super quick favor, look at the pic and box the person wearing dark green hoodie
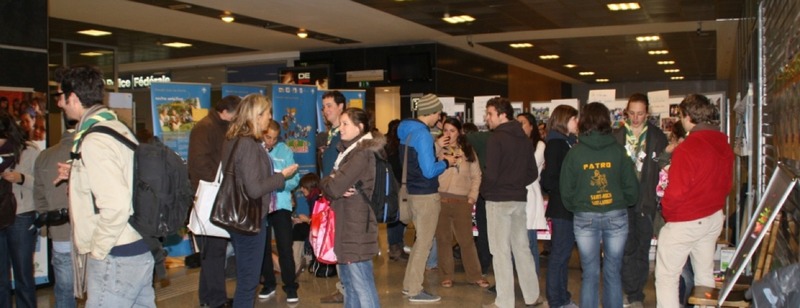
[560,102,639,308]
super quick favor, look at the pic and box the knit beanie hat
[416,94,443,116]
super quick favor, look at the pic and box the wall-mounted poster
[273,84,319,175]
[0,88,47,150]
[588,89,616,105]
[279,65,329,90]
[150,82,211,160]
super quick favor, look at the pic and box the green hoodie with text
[560,131,639,213]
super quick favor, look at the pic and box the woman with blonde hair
[222,94,298,307]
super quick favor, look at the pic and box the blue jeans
[387,221,406,246]
[0,212,37,308]
[339,260,380,308]
[546,218,575,307]
[229,217,268,308]
[86,252,156,307]
[426,238,438,269]
[52,249,77,308]
[574,209,629,308]
[527,229,540,276]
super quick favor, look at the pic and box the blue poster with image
[221,84,266,98]
[272,84,318,175]
[150,82,211,160]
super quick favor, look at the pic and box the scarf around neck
[71,107,118,157]
[624,121,648,179]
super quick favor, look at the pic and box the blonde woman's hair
[226,93,271,140]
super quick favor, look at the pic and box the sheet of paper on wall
[588,89,616,105]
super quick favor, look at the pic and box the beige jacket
[69,106,140,260]
[437,148,481,201]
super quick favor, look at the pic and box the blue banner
[272,84,318,175]
[315,89,366,133]
[221,84,266,98]
[150,82,211,160]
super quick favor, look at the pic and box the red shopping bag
[310,196,337,264]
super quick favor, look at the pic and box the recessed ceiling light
[564,64,577,68]
[442,14,475,24]
[162,42,192,48]
[220,11,235,23]
[579,71,595,76]
[671,76,684,80]
[658,61,675,65]
[539,55,559,60]
[510,43,533,48]
[664,69,680,73]
[297,29,308,38]
[78,29,112,37]
[607,3,641,11]
[596,78,609,82]
[648,50,669,55]
[636,35,660,42]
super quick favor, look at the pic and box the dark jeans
[621,209,654,302]
[262,210,298,294]
[387,221,406,246]
[546,218,575,307]
[229,217,268,308]
[197,235,229,307]
[475,194,492,273]
[0,211,37,308]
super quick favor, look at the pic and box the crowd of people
[0,64,735,308]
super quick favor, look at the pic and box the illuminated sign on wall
[106,74,172,89]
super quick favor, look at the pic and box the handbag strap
[223,138,243,174]
[402,135,411,186]
[214,163,223,183]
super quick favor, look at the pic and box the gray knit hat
[416,93,443,116]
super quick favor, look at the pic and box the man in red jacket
[654,94,734,308]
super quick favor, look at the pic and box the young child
[293,173,318,274]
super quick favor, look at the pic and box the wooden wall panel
[508,65,563,104]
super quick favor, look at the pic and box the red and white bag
[309,196,337,264]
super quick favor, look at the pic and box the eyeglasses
[51,92,65,99]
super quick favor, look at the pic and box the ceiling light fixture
[80,51,107,57]
[636,35,660,42]
[596,78,609,82]
[671,76,684,80]
[664,69,680,73]
[539,55,560,60]
[648,50,669,55]
[220,11,235,23]
[607,2,641,11]
[564,64,577,68]
[443,14,475,24]
[297,29,308,38]
[579,71,595,76]
[510,43,533,48]
[78,29,112,37]
[162,42,192,48]
[658,61,675,65]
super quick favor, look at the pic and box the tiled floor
[33,225,657,307]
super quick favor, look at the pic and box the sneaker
[408,290,441,303]
[623,297,644,308]
[286,290,299,303]
[558,301,579,308]
[401,289,409,296]
[258,286,276,299]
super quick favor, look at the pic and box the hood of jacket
[494,120,527,138]
[577,131,617,150]
[397,119,429,142]
[337,131,387,157]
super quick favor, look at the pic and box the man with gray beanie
[398,94,456,302]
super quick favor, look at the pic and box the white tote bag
[188,164,230,238]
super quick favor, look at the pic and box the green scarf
[624,120,648,179]
[71,109,118,156]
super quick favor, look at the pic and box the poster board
[150,82,212,160]
[718,164,798,305]
[273,84,318,175]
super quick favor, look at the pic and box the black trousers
[621,208,654,302]
[475,194,492,273]
[197,235,229,307]
[261,210,299,293]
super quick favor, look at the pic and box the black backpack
[75,125,193,278]
[358,153,400,224]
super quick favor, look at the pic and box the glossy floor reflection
[33,224,657,307]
